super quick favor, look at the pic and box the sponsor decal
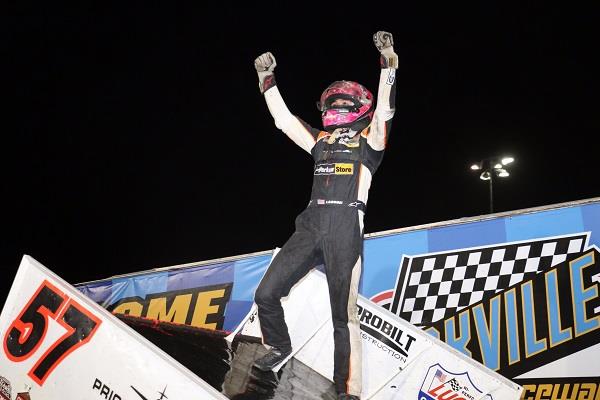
[386,69,395,85]
[131,385,169,400]
[314,163,354,175]
[314,164,334,175]
[358,304,416,360]
[418,364,492,400]
[0,376,11,400]
[334,163,353,174]
[423,247,600,378]
[108,283,232,330]
[3,280,102,386]
[313,199,349,206]
[93,378,122,400]
[516,377,600,400]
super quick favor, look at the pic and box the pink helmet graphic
[317,80,374,130]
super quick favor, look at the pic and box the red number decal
[3,281,66,361]
[3,280,102,385]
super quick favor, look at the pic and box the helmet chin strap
[325,116,371,136]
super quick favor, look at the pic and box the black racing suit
[254,64,396,397]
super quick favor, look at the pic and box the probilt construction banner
[0,255,227,400]
[233,269,523,400]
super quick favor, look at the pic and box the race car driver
[252,31,398,400]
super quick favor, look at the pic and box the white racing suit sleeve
[366,66,397,151]
[263,86,318,154]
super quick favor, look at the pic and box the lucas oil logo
[314,163,354,175]
[418,364,493,400]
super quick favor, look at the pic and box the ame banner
[76,251,272,332]
[0,255,227,400]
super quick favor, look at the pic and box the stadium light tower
[470,156,514,213]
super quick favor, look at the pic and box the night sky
[3,4,599,306]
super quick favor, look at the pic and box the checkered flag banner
[390,233,589,326]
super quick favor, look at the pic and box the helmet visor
[316,94,362,112]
